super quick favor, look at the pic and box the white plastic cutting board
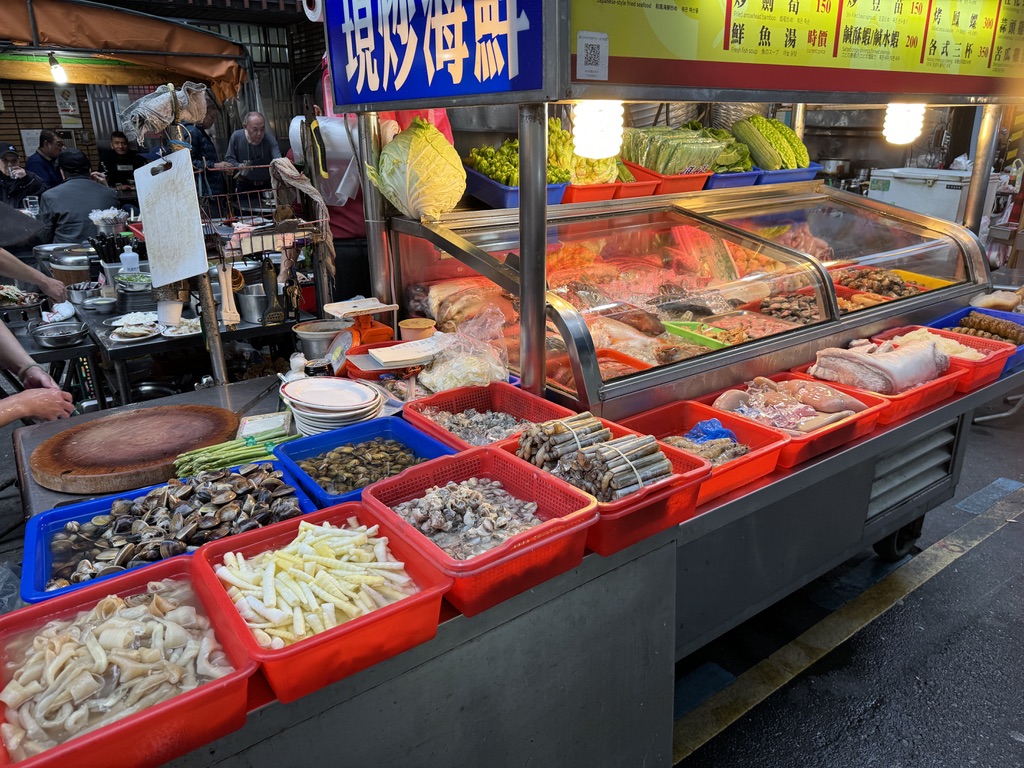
[134,149,207,287]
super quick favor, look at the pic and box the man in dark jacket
[99,131,147,188]
[184,95,230,197]
[37,149,119,243]
[24,129,64,189]
[0,143,47,209]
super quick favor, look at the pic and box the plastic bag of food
[418,306,509,392]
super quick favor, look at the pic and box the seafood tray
[561,182,618,204]
[499,417,711,556]
[621,160,712,195]
[0,557,257,768]
[703,168,763,189]
[790,363,964,425]
[361,448,598,616]
[613,179,659,198]
[22,462,317,604]
[545,348,653,392]
[464,166,568,209]
[661,321,730,350]
[702,310,802,339]
[871,325,1015,393]
[620,401,790,505]
[192,502,451,703]
[273,416,458,508]
[739,285,890,320]
[928,307,1024,373]
[403,381,574,451]
[829,265,953,295]
[697,374,890,467]
[754,161,823,185]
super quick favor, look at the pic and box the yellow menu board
[571,0,1024,95]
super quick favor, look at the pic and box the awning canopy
[0,0,249,102]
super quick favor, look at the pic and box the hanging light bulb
[571,100,624,159]
[48,53,67,85]
[883,103,926,145]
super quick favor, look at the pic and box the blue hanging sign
[324,0,544,109]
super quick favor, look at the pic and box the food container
[928,307,1024,373]
[114,271,153,292]
[100,260,150,286]
[561,182,618,203]
[0,558,257,768]
[620,160,712,194]
[661,321,730,350]
[498,417,710,555]
[292,318,352,359]
[48,250,92,286]
[697,374,891,467]
[620,400,790,505]
[399,317,437,340]
[545,348,652,392]
[82,296,118,314]
[66,281,102,304]
[464,166,568,209]
[21,461,317,604]
[613,179,659,198]
[704,168,764,189]
[235,285,277,325]
[273,416,458,507]
[755,161,823,185]
[362,448,599,616]
[403,381,575,451]
[869,325,1015,393]
[789,363,964,425]
[192,502,451,703]
[828,264,954,293]
[26,320,89,349]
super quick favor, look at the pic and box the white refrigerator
[865,167,1001,223]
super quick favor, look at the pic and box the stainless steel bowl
[82,297,117,315]
[28,320,89,349]
[67,281,103,304]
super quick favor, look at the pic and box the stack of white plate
[279,378,384,435]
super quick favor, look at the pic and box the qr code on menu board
[582,43,601,68]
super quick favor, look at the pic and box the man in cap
[37,149,118,243]
[0,143,47,209]
[24,129,64,189]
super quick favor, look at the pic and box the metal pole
[25,0,40,46]
[195,272,228,385]
[519,104,547,397]
[359,112,393,306]
[792,103,807,140]
[298,107,333,314]
[964,103,1002,235]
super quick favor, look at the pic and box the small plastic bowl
[82,297,118,314]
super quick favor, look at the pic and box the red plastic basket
[0,558,256,768]
[361,448,598,616]
[619,400,790,505]
[621,160,713,194]
[403,381,575,451]
[697,374,890,467]
[870,325,1015,393]
[790,362,964,425]
[499,417,711,556]
[613,179,659,198]
[561,182,618,203]
[192,502,451,703]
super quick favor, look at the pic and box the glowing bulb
[48,53,67,85]
[883,103,925,145]
[571,100,624,159]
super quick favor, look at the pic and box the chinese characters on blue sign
[325,0,544,108]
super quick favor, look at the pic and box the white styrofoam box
[866,167,1001,223]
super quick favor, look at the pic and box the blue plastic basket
[464,166,567,209]
[704,168,764,189]
[927,307,1024,373]
[273,416,458,509]
[755,161,823,185]
[22,461,316,604]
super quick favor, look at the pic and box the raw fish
[808,339,949,395]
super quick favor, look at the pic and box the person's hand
[40,278,68,304]
[212,161,234,170]
[10,388,74,422]
[21,366,60,391]
[90,171,108,186]
[9,167,26,180]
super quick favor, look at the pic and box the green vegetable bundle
[682,123,753,174]
[174,428,298,476]
[620,127,725,175]
[466,136,571,186]
[547,118,618,185]
[730,116,809,171]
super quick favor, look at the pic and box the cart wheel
[872,515,925,562]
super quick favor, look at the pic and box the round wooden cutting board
[30,405,240,494]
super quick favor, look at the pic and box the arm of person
[268,133,282,160]
[0,388,74,426]
[223,132,241,166]
[0,248,67,303]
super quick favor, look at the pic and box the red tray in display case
[696,374,891,467]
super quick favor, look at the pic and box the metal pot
[27,320,89,349]
[818,158,851,176]
[67,281,103,305]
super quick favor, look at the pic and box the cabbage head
[366,117,465,221]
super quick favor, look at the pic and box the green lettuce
[366,118,465,221]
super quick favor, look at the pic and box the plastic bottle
[118,244,139,274]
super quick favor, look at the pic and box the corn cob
[731,118,783,171]
[748,115,797,169]
[769,119,810,168]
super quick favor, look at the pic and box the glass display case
[390,180,987,417]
